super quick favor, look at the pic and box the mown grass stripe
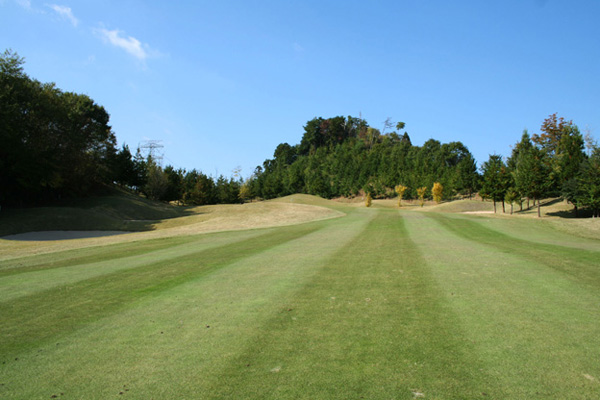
[426,213,600,288]
[203,209,501,399]
[404,211,600,398]
[0,209,371,399]
[0,235,200,276]
[0,222,323,357]
[0,229,270,303]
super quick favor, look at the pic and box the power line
[139,140,164,165]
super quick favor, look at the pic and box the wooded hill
[249,116,479,200]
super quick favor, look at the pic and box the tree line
[2,49,598,217]
[480,114,600,217]
[0,50,244,207]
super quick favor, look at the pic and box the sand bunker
[2,231,131,241]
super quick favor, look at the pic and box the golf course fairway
[1,200,599,399]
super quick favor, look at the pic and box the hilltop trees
[251,116,480,201]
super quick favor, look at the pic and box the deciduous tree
[417,186,427,207]
[432,182,443,204]
[395,184,407,207]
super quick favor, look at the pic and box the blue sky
[2,0,599,178]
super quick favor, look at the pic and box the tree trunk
[527,198,530,209]
[502,199,506,213]
[510,203,513,215]
[574,205,578,218]
[537,199,541,218]
[519,200,522,211]
[493,200,497,213]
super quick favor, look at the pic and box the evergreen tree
[481,154,510,213]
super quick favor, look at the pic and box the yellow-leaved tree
[432,182,443,204]
[395,184,408,207]
[417,186,427,207]
[365,192,372,207]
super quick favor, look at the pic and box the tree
[576,148,600,217]
[417,187,427,207]
[0,50,118,205]
[505,188,520,215]
[532,114,585,194]
[143,160,168,201]
[162,165,185,203]
[514,144,551,218]
[481,154,510,213]
[395,184,408,207]
[432,182,443,204]
[557,126,585,212]
[455,153,479,198]
[238,180,252,203]
[112,144,138,187]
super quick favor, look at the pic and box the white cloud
[48,4,78,27]
[96,28,150,61]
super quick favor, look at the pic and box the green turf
[1,205,599,399]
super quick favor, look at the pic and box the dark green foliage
[251,116,480,200]
[480,154,512,213]
[576,148,600,217]
[162,165,185,203]
[503,116,598,218]
[1,50,117,205]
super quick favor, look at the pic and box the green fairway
[1,202,599,399]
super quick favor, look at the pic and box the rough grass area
[1,197,599,399]
[425,198,494,213]
[0,194,342,261]
[0,189,192,236]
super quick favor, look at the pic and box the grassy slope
[0,193,342,261]
[0,190,191,236]
[1,198,599,399]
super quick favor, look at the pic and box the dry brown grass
[0,200,343,261]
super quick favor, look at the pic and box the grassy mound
[424,199,494,213]
[0,190,191,236]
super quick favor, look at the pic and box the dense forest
[249,116,479,200]
[1,49,599,217]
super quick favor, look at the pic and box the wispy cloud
[15,0,32,10]
[95,28,151,61]
[48,4,78,27]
